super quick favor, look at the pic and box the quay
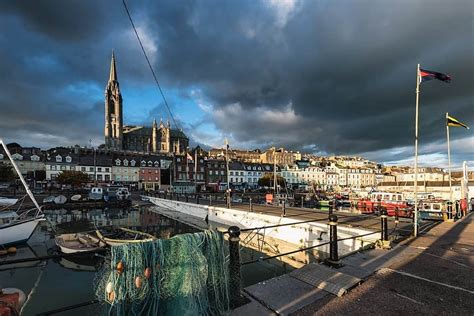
[240,213,474,315]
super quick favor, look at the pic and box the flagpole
[413,63,420,237]
[446,112,453,202]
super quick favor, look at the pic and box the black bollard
[447,201,453,221]
[228,226,243,307]
[301,196,304,209]
[282,200,286,217]
[196,194,200,204]
[326,214,341,267]
[380,209,388,241]
[186,193,189,203]
[249,198,253,212]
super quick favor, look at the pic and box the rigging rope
[121,0,180,131]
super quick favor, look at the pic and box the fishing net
[95,230,229,315]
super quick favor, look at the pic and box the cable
[121,0,180,131]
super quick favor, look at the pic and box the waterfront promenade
[232,213,473,315]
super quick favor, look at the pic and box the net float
[7,247,16,254]
[108,290,115,303]
[106,282,113,294]
[135,276,142,288]
[144,267,151,279]
[116,261,124,274]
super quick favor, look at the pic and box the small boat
[54,195,67,204]
[0,288,26,316]
[55,232,106,254]
[70,194,81,201]
[0,197,18,207]
[42,196,55,204]
[419,199,447,220]
[88,187,104,201]
[95,227,156,246]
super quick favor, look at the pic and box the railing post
[228,226,243,307]
[209,195,212,206]
[446,201,453,221]
[249,198,252,212]
[196,194,200,204]
[185,193,189,203]
[301,196,304,209]
[326,214,342,267]
[381,209,388,241]
[282,199,286,217]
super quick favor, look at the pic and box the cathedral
[104,52,188,154]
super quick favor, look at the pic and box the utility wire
[121,0,180,130]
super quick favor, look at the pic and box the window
[51,165,56,171]
[155,170,158,174]
[0,154,3,160]
[123,159,128,166]
[200,167,204,172]
[65,156,72,163]
[55,155,62,162]
[220,170,224,175]
[141,160,146,166]
[209,170,213,175]
[60,165,66,171]
[230,171,234,176]
[155,177,158,181]
[115,159,121,166]
[81,167,86,172]
[97,174,103,181]
[147,161,153,167]
[105,168,109,172]
[89,167,94,172]
[154,161,159,167]
[177,158,181,162]
[131,160,136,166]
[105,175,110,181]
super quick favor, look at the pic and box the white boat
[70,194,81,201]
[43,195,55,203]
[0,287,26,315]
[55,232,106,254]
[0,197,18,206]
[54,195,67,204]
[0,139,45,247]
[95,227,156,246]
[88,187,104,201]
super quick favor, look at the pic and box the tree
[57,170,90,187]
[258,174,286,188]
[0,163,15,182]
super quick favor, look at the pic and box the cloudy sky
[0,0,472,168]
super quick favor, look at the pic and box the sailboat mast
[0,139,42,213]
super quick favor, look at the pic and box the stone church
[104,52,188,154]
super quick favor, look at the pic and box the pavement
[232,212,474,315]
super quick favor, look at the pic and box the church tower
[104,51,123,150]
[152,118,158,152]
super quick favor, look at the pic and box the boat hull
[0,218,43,246]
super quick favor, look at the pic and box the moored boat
[357,191,412,217]
[55,232,106,254]
[54,195,67,205]
[0,288,26,316]
[419,199,447,220]
[95,227,156,246]
[0,197,18,207]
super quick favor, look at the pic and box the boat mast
[0,139,42,213]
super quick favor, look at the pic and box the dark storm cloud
[0,0,472,164]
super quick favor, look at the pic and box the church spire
[109,50,118,82]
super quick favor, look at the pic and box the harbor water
[0,205,292,315]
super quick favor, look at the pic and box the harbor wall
[146,197,378,263]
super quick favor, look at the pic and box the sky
[0,0,472,168]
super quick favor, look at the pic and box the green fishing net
[95,230,229,315]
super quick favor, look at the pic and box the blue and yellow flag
[447,115,469,129]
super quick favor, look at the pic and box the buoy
[7,247,16,254]
[106,282,113,294]
[108,291,115,303]
[135,276,142,288]
[116,261,124,275]
[144,267,151,279]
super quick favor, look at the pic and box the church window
[55,155,62,162]
[66,156,72,163]
[123,159,128,166]
[115,159,121,166]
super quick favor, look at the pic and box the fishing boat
[95,227,156,246]
[55,232,106,254]
[42,195,55,204]
[419,199,447,220]
[0,197,18,207]
[357,191,412,216]
[0,288,26,316]
[0,139,45,247]
[88,187,104,201]
[54,195,67,205]
[70,194,81,201]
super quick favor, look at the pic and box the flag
[447,115,469,129]
[419,68,451,83]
